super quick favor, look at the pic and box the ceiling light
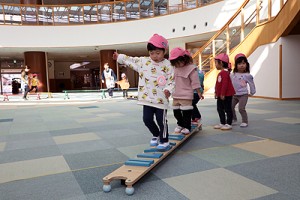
[70,62,90,69]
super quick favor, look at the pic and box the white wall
[281,35,300,98]
[248,35,300,99]
[0,0,248,48]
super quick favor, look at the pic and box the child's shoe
[174,126,183,133]
[150,137,159,146]
[240,123,248,127]
[157,142,171,152]
[181,128,190,135]
[191,118,200,124]
[214,124,225,129]
[221,124,232,130]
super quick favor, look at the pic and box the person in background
[213,53,235,130]
[20,66,30,100]
[28,74,39,93]
[191,68,205,128]
[116,73,130,98]
[102,63,117,98]
[113,33,174,151]
[231,53,256,127]
[169,47,203,135]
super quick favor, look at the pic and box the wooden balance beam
[102,123,201,195]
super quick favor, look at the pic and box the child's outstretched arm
[113,52,143,72]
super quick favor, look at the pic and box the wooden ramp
[102,124,201,195]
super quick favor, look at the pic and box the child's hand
[112,52,119,60]
[164,90,170,99]
[197,92,204,100]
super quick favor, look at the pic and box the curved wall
[0,1,245,48]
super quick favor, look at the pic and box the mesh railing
[0,0,219,25]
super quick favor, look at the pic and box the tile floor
[0,92,299,200]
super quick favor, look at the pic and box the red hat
[148,34,168,50]
[169,47,191,60]
[214,53,229,63]
[234,53,246,61]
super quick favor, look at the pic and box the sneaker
[214,124,225,129]
[191,118,200,125]
[221,124,232,130]
[150,137,159,146]
[174,126,183,133]
[157,142,171,152]
[240,123,248,127]
[181,128,190,135]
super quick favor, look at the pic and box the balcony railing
[0,0,220,25]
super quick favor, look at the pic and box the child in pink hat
[231,53,256,127]
[214,53,235,130]
[113,34,174,151]
[169,47,203,135]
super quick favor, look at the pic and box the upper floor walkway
[0,0,220,25]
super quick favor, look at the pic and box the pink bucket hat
[214,53,229,63]
[169,47,191,60]
[234,53,246,61]
[148,34,168,50]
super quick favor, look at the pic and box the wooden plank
[102,128,200,189]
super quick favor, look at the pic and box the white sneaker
[174,126,183,133]
[214,124,225,129]
[240,123,248,127]
[221,124,232,130]
[150,137,159,146]
[181,128,190,135]
[157,142,171,151]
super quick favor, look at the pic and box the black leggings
[173,109,193,131]
[28,86,38,93]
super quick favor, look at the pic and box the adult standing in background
[101,63,117,98]
[20,66,30,100]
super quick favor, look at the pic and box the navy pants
[217,96,233,125]
[23,85,29,98]
[192,93,201,120]
[107,88,113,97]
[143,105,168,143]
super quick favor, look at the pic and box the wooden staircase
[193,0,300,93]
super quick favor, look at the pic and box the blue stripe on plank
[125,160,152,167]
[137,153,163,159]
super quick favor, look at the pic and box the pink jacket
[173,64,201,100]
